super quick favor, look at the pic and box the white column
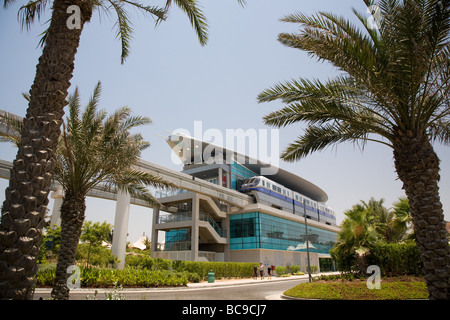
[111,190,131,270]
[218,167,222,186]
[191,194,199,261]
[150,205,160,257]
[50,186,64,228]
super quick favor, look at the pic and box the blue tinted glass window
[230,212,337,254]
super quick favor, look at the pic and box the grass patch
[283,278,428,300]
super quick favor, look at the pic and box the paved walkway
[33,272,339,300]
[186,272,331,288]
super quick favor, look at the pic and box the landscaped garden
[35,221,257,288]
[284,275,428,300]
[281,199,437,300]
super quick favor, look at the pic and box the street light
[302,200,312,283]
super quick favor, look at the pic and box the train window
[272,185,277,191]
[277,187,281,193]
[262,180,265,187]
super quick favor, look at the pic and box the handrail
[158,211,192,223]
[158,210,226,238]
[199,211,226,238]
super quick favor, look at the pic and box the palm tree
[258,0,449,299]
[390,197,413,241]
[1,83,174,299]
[0,0,245,299]
[331,201,380,273]
[331,197,412,272]
[52,83,176,299]
[363,198,397,243]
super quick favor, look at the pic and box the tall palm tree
[1,83,173,299]
[258,0,449,299]
[52,82,175,299]
[0,0,245,299]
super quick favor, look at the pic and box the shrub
[290,265,300,274]
[35,264,56,287]
[366,243,423,276]
[174,261,256,280]
[307,265,318,274]
[80,268,187,287]
[76,243,118,268]
[35,258,256,287]
[35,264,188,288]
[125,255,172,271]
[275,266,287,275]
[331,242,423,276]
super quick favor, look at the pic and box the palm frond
[173,0,208,46]
[280,122,389,162]
[160,0,208,45]
[17,0,50,30]
[0,110,23,147]
[119,114,152,132]
[260,76,395,144]
[121,0,166,21]
[116,169,176,190]
[109,0,134,64]
[3,0,16,8]
[37,20,50,47]
[120,183,161,206]
[429,119,450,145]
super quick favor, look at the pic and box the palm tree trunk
[0,0,93,300]
[393,131,450,300]
[51,192,86,300]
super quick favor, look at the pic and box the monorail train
[240,176,336,226]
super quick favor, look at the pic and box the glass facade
[230,212,337,254]
[231,162,257,190]
[165,228,191,251]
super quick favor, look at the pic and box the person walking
[253,264,258,280]
[259,263,264,280]
[267,265,272,280]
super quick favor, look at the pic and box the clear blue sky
[1,0,449,243]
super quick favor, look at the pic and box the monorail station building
[151,134,340,272]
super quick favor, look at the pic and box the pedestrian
[267,265,271,280]
[259,263,264,280]
[253,264,258,280]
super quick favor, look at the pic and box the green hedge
[366,243,423,276]
[125,255,172,270]
[81,268,187,287]
[126,255,257,280]
[331,242,423,276]
[173,261,257,280]
[35,258,257,287]
[35,264,187,288]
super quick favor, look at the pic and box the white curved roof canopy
[166,133,328,203]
